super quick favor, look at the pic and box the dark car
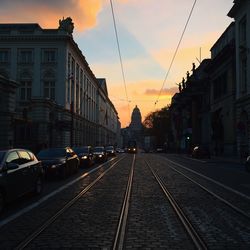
[105,146,116,157]
[127,140,137,154]
[0,148,44,213]
[93,146,107,163]
[116,148,125,153]
[73,146,94,167]
[246,156,250,172]
[191,145,210,159]
[156,146,164,153]
[37,147,79,179]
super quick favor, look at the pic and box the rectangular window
[44,81,55,100]
[42,49,57,62]
[18,49,33,63]
[20,81,32,100]
[0,49,9,63]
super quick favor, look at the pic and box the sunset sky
[0,0,234,127]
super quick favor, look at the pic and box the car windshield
[73,147,89,154]
[106,146,114,150]
[93,147,104,153]
[37,148,66,158]
[0,151,6,163]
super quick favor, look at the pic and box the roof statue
[59,17,74,35]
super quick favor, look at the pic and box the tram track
[2,153,250,249]
[1,155,128,249]
[146,160,207,250]
[119,155,200,249]
[145,154,250,249]
[164,156,250,219]
[15,158,122,249]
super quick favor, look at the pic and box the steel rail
[164,158,250,220]
[112,154,135,250]
[15,156,127,250]
[146,160,207,250]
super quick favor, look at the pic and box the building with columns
[0,18,120,151]
[228,0,250,158]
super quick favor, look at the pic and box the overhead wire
[154,0,198,108]
[109,0,130,115]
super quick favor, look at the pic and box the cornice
[0,35,70,42]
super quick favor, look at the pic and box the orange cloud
[0,0,102,31]
[144,87,178,96]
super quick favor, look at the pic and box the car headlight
[99,154,103,157]
[82,156,88,159]
[51,165,57,169]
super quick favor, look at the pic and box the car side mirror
[7,162,19,170]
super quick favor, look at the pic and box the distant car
[37,147,79,178]
[105,146,116,157]
[73,146,94,167]
[246,156,250,172]
[0,148,44,213]
[156,147,164,153]
[127,140,137,154]
[93,146,107,163]
[191,145,210,159]
[116,148,125,153]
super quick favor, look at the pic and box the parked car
[246,156,250,172]
[105,146,116,157]
[93,146,107,163]
[0,148,44,213]
[73,146,94,168]
[116,148,125,153]
[191,145,210,159]
[37,147,79,179]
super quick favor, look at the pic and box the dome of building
[130,105,142,131]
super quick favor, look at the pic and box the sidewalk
[210,155,244,164]
[180,153,245,164]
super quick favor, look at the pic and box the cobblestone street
[0,153,250,249]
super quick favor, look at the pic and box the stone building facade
[206,22,237,156]
[169,1,250,158]
[228,0,250,158]
[0,18,120,151]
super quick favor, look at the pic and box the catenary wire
[109,0,130,115]
[154,0,197,108]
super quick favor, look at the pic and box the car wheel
[34,176,43,195]
[0,190,5,214]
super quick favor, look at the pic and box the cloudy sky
[0,0,234,127]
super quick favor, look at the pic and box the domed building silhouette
[129,105,142,131]
[121,105,144,148]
